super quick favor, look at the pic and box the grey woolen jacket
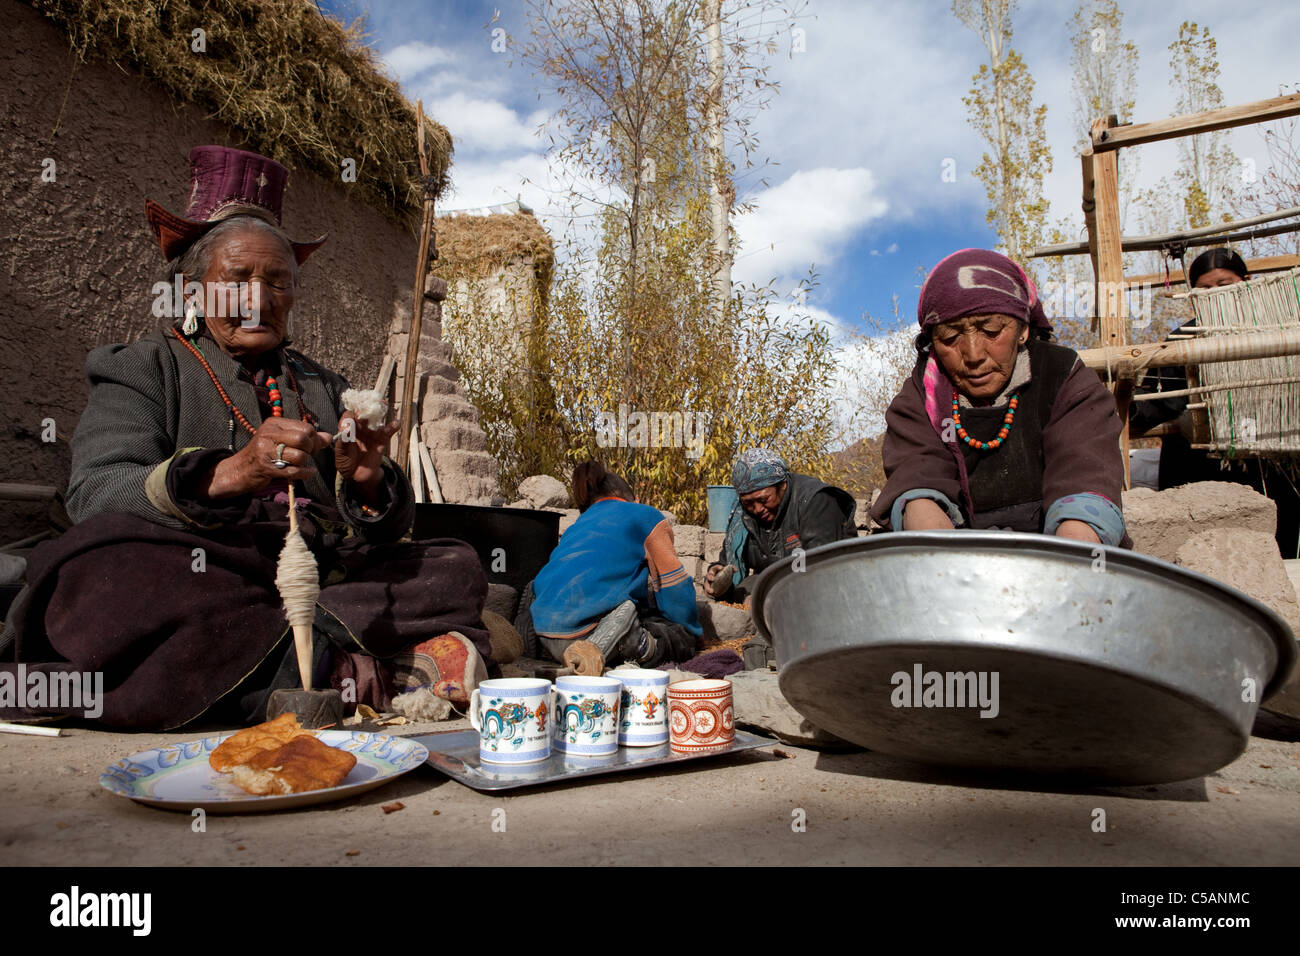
[65,329,413,542]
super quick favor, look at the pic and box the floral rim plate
[99,730,429,814]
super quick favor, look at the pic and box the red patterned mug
[667,678,735,753]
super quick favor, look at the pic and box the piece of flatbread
[228,734,358,795]
[209,713,312,773]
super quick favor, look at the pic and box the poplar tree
[1042,0,1141,348]
[1234,82,1300,257]
[439,0,841,516]
[1069,0,1139,222]
[1168,21,1238,228]
[953,0,1052,271]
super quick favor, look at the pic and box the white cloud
[426,92,548,154]
[381,42,455,80]
[740,2,987,218]
[733,167,888,285]
[886,242,899,254]
[742,0,1300,253]
[832,326,917,441]
[440,152,553,212]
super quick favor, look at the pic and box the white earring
[285,310,294,338]
[182,298,203,336]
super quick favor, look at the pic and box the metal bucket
[706,484,738,532]
[751,532,1297,785]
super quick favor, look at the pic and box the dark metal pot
[751,532,1297,785]
[412,504,560,596]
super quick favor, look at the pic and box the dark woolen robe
[871,339,1126,537]
[1,330,489,729]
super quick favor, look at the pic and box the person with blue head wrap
[705,448,857,604]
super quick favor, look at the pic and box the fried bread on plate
[228,735,358,795]
[209,713,313,773]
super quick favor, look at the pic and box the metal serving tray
[409,729,773,791]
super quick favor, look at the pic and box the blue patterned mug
[469,678,554,764]
[608,668,670,747]
[553,675,622,756]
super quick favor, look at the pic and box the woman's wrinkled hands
[333,411,400,499]
[203,418,332,499]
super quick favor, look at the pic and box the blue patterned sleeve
[1043,493,1125,547]
[890,488,964,531]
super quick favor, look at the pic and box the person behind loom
[1130,247,1300,555]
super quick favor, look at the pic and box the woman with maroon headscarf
[870,248,1128,546]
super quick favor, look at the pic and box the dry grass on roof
[434,212,556,286]
[27,0,451,229]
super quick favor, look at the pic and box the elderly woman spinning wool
[0,147,491,730]
[870,248,1128,546]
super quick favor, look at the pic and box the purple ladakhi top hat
[144,146,326,263]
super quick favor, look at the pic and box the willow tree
[954,0,1052,272]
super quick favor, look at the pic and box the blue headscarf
[731,448,789,494]
[721,449,790,588]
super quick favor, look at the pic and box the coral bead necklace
[952,393,1019,451]
[169,328,314,435]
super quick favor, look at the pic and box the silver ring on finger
[273,442,290,469]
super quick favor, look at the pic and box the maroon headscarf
[917,248,1051,333]
[914,248,1049,519]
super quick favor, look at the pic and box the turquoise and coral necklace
[951,393,1020,451]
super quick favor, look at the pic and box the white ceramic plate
[99,730,429,813]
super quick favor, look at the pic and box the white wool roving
[340,388,388,429]
[275,528,320,628]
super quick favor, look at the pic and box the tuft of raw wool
[340,388,388,429]
[390,687,455,722]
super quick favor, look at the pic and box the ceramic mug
[469,678,554,764]
[667,678,735,754]
[608,668,670,747]
[553,675,622,756]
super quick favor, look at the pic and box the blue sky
[320,0,1300,342]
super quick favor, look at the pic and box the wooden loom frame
[1031,92,1300,486]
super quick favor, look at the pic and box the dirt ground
[2,710,1298,867]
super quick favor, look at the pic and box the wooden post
[1089,116,1131,487]
[395,101,438,474]
[1090,118,1126,353]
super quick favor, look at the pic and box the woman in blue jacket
[516,461,701,670]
